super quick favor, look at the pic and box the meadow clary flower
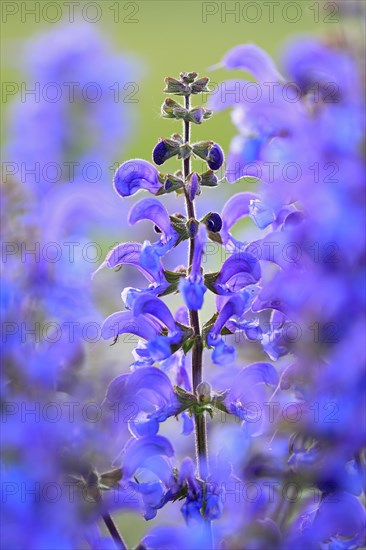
[128,197,179,273]
[205,251,261,295]
[206,294,248,365]
[178,225,207,311]
[114,159,162,197]
[104,366,180,437]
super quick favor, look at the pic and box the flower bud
[186,218,198,239]
[196,381,212,402]
[163,76,189,96]
[192,141,213,161]
[180,71,198,84]
[190,77,210,95]
[163,174,184,194]
[200,170,219,187]
[187,172,200,201]
[188,107,205,124]
[161,98,187,120]
[152,138,180,166]
[178,143,192,160]
[207,143,224,170]
[203,212,222,233]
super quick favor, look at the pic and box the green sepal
[211,390,230,414]
[159,269,186,297]
[207,230,223,245]
[163,77,190,96]
[169,214,189,243]
[99,468,123,490]
[192,403,214,417]
[178,143,192,160]
[158,172,167,184]
[174,385,196,406]
[180,72,198,84]
[158,284,180,297]
[171,133,183,144]
[161,98,187,120]
[182,337,195,354]
[203,271,220,293]
[156,174,184,195]
[171,484,189,502]
[169,323,194,355]
[192,141,212,161]
[162,137,181,152]
[164,269,186,284]
[199,170,219,187]
[203,311,218,330]
[190,77,210,95]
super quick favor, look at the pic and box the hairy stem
[102,512,128,550]
[183,93,212,547]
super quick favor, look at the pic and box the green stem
[102,512,128,550]
[182,93,213,548]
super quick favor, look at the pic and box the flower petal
[114,159,161,197]
[93,242,163,284]
[215,252,261,293]
[210,294,247,338]
[208,80,251,111]
[122,435,174,478]
[178,277,206,311]
[128,198,174,238]
[125,366,177,401]
[101,311,159,341]
[221,192,259,242]
[220,44,284,83]
[133,294,177,333]
[191,225,207,277]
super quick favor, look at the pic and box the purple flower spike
[218,43,284,83]
[113,159,161,197]
[207,143,224,171]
